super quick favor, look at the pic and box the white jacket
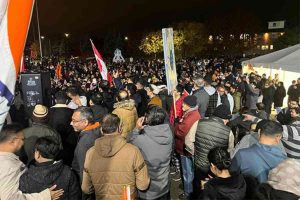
[0,152,50,200]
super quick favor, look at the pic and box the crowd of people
[1,57,300,200]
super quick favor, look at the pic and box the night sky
[31,0,299,39]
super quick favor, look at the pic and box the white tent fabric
[242,43,300,73]
[242,44,300,106]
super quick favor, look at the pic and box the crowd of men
[1,57,300,200]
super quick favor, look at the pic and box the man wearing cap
[22,105,63,164]
[194,105,232,183]
[174,96,201,199]
[145,84,163,108]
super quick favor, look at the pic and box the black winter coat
[49,106,77,166]
[287,85,298,101]
[137,88,149,117]
[273,86,286,107]
[262,87,275,114]
[19,161,81,200]
[201,173,246,200]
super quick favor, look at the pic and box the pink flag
[90,39,112,85]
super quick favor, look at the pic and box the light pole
[36,0,42,60]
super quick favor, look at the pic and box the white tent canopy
[242,43,300,73]
[242,43,300,106]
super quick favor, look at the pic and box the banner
[0,0,34,130]
[162,28,177,94]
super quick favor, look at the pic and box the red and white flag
[90,39,112,85]
[0,0,34,130]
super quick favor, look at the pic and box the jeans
[180,155,194,194]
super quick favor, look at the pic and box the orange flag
[56,63,62,80]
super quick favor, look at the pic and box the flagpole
[36,0,43,60]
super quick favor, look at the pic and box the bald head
[117,90,129,101]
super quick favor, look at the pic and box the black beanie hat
[213,105,232,119]
[183,96,197,108]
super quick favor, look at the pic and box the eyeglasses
[71,119,84,123]
[14,137,25,141]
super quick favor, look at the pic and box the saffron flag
[0,0,35,130]
[56,63,62,80]
[90,39,112,85]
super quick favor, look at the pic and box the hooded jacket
[128,124,173,199]
[19,161,80,200]
[82,134,150,200]
[112,99,138,138]
[202,173,246,200]
[230,143,287,183]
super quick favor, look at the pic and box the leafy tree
[139,30,184,58]
[174,22,207,57]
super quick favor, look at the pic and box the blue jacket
[231,143,287,183]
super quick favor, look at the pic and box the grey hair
[75,107,94,123]
[194,76,205,88]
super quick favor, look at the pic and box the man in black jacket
[89,93,108,123]
[49,91,76,166]
[19,137,81,200]
[136,79,149,117]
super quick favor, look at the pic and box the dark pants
[191,168,209,199]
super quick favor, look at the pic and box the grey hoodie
[128,124,174,200]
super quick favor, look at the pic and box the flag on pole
[0,0,35,130]
[20,55,25,73]
[90,39,112,85]
[56,63,62,80]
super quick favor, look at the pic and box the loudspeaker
[20,72,51,109]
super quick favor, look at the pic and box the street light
[41,36,45,40]
[125,36,128,40]
[65,33,70,38]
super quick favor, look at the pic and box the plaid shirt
[205,91,218,117]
